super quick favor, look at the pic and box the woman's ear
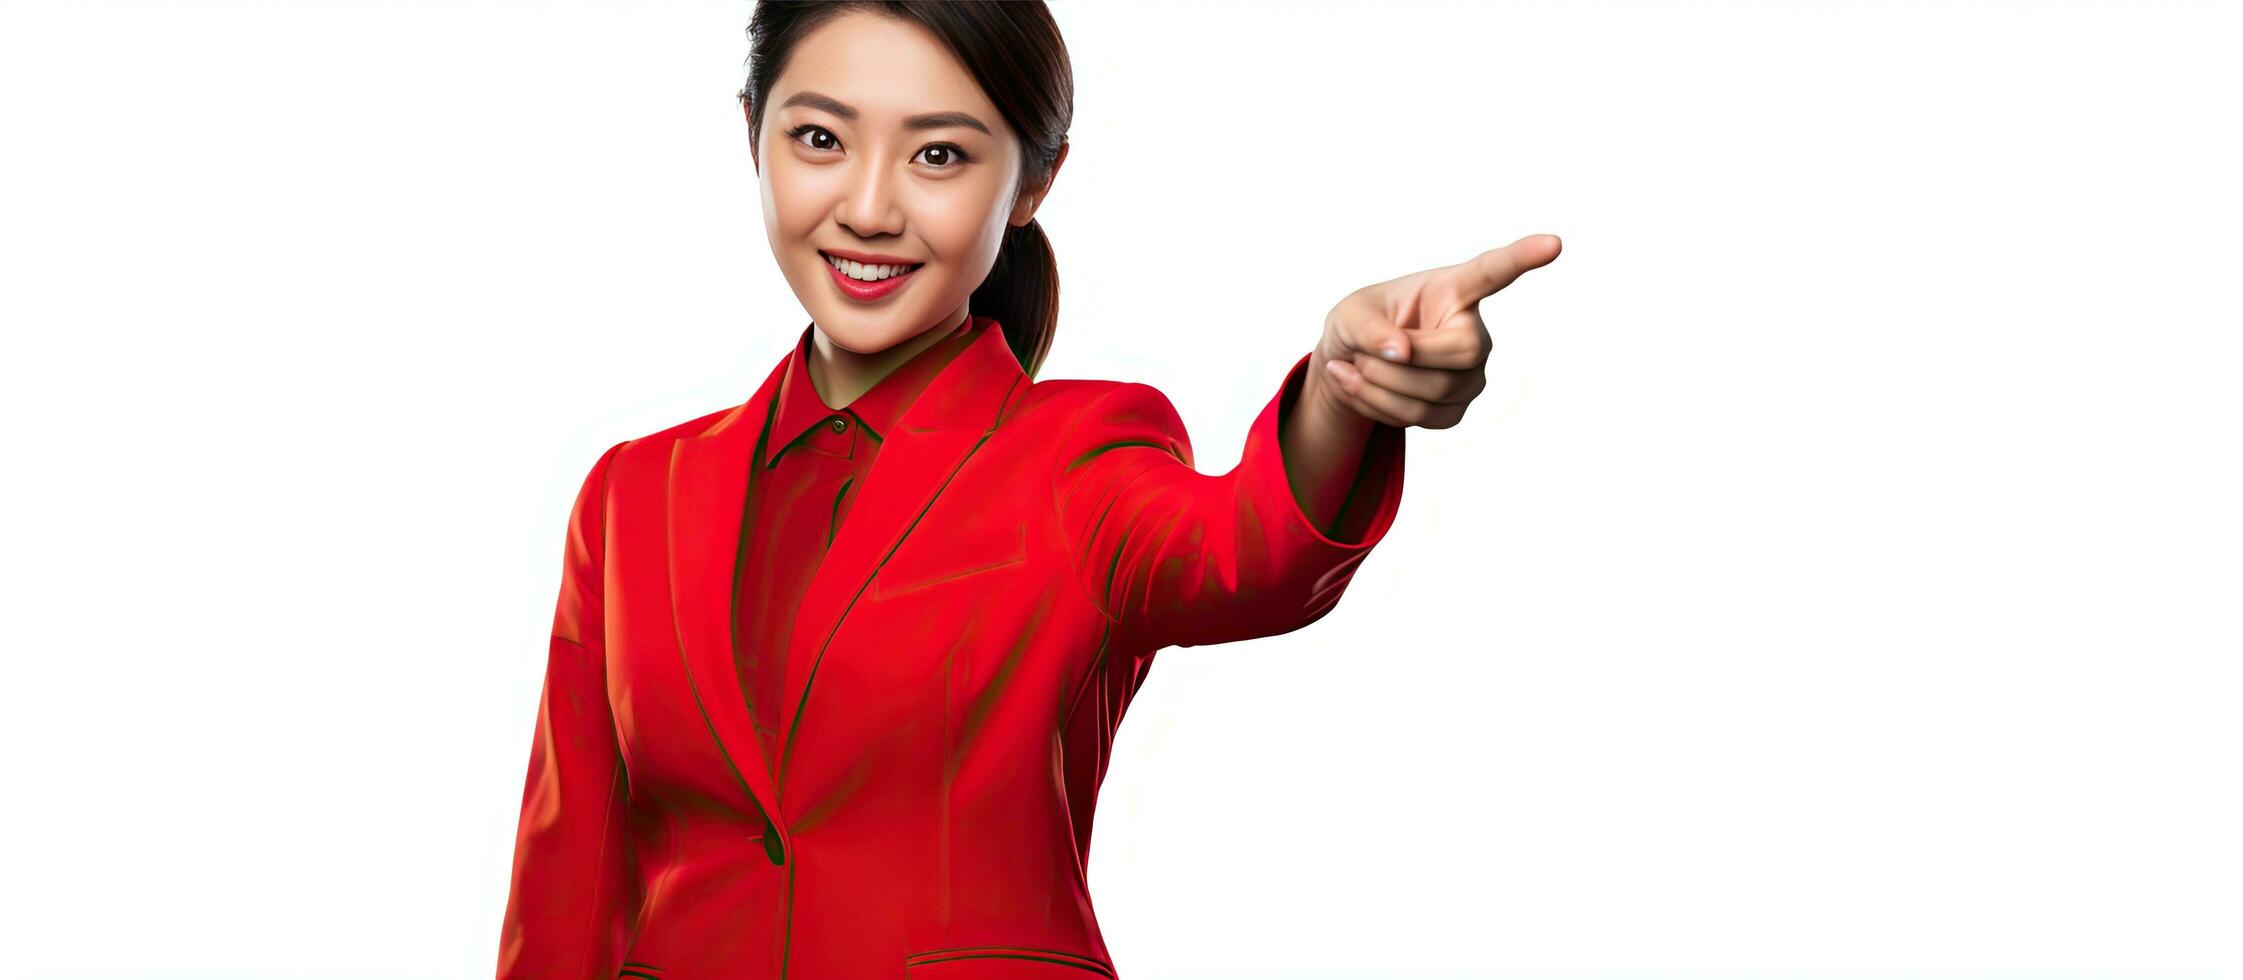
[1009,139,1068,227]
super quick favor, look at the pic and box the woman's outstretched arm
[1050,235,1560,652]
[1050,359,1407,652]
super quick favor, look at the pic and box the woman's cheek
[934,198,1003,273]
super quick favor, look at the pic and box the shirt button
[830,417,848,434]
[763,813,787,866]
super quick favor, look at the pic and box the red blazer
[499,322,1407,979]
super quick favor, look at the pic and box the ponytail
[973,216,1059,379]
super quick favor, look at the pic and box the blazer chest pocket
[903,944,1116,978]
[872,521,1029,599]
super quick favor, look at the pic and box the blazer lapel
[775,321,1028,785]
[666,351,790,825]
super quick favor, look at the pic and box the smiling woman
[743,3,1070,409]
[495,2,1447,978]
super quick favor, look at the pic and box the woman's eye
[784,124,968,171]
[787,123,839,152]
[915,144,972,170]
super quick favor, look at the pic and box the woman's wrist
[1281,350,1382,534]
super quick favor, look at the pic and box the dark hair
[739,1,1073,379]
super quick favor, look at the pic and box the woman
[497,3,1559,977]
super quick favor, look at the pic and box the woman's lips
[823,253,921,302]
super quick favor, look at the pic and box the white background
[2,0,2237,977]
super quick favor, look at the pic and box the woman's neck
[806,306,971,410]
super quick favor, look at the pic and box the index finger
[1437,234,1563,306]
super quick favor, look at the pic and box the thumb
[1324,302,1410,365]
[1370,324,1412,365]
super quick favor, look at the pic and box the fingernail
[1380,346,1401,361]
[1324,359,1347,380]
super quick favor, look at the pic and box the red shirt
[731,314,986,776]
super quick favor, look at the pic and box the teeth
[825,253,922,282]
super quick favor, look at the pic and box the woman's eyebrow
[778,90,992,136]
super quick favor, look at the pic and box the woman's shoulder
[1020,368,1190,407]
[573,403,742,478]
[1012,374,1181,426]
[1014,374,1195,464]
[635,403,742,445]
[597,405,728,453]
[1015,374,1121,413]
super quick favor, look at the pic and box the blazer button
[829,416,847,434]
[762,814,787,866]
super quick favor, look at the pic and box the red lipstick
[820,249,924,302]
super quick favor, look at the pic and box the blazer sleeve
[1052,351,1406,651]
[497,440,640,979]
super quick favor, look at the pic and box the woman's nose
[834,162,905,238]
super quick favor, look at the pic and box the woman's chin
[810,314,913,355]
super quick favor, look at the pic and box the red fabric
[733,314,981,775]
[498,315,1407,978]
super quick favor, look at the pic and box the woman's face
[751,11,1042,356]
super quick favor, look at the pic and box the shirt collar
[765,314,987,468]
